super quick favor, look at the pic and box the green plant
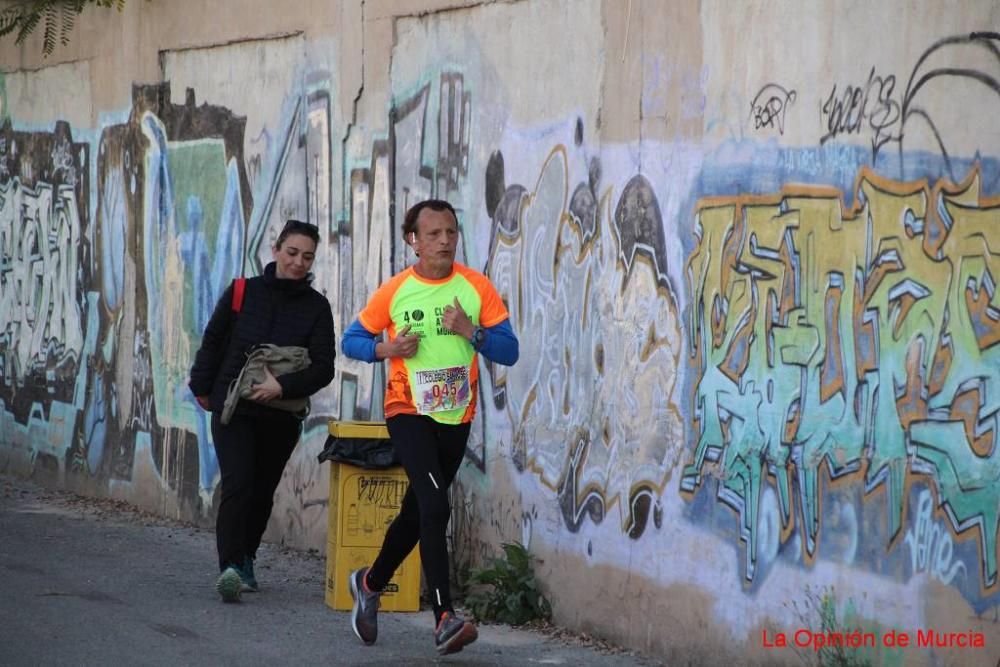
[788,585,875,667]
[464,541,551,626]
[820,590,876,667]
[0,0,127,57]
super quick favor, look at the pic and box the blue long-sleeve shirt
[342,318,519,366]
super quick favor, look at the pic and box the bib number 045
[414,366,471,414]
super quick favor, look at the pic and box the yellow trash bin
[323,420,420,612]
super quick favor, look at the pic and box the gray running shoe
[216,566,242,603]
[349,567,380,645]
[434,611,478,655]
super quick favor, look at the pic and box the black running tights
[368,413,470,620]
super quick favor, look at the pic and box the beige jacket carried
[221,344,311,425]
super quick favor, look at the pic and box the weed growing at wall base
[464,542,551,626]
[786,586,876,667]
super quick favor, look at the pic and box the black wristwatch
[470,326,485,350]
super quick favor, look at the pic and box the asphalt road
[0,474,661,666]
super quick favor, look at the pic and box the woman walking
[190,219,335,602]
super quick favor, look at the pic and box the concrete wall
[2,1,999,663]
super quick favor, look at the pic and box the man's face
[411,208,459,273]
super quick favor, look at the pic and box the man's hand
[384,324,419,359]
[195,395,210,410]
[442,297,474,339]
[249,366,283,402]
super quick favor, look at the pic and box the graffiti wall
[1,0,999,663]
[683,168,1000,595]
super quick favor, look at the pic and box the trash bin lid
[328,420,390,439]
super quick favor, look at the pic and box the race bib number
[414,366,471,414]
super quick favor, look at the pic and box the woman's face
[272,233,317,280]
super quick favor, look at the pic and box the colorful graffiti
[485,138,685,538]
[268,71,475,535]
[336,72,474,436]
[1,21,999,658]
[0,120,89,487]
[681,167,1000,596]
[0,120,88,422]
[0,84,251,510]
[0,68,476,531]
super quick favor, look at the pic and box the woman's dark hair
[276,219,320,248]
[402,199,457,238]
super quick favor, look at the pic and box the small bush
[788,585,874,667]
[464,541,551,625]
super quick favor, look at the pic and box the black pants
[211,412,301,571]
[368,413,470,620]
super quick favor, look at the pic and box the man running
[341,199,519,655]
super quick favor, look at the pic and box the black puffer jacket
[189,262,336,420]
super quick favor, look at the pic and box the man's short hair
[402,199,457,237]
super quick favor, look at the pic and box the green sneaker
[216,566,242,603]
[239,556,259,592]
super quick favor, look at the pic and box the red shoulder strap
[231,278,246,313]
